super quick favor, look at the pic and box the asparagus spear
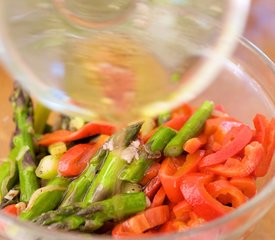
[147,126,177,153]
[60,123,142,206]
[34,192,146,232]
[60,149,108,207]
[20,177,70,220]
[82,123,142,204]
[10,84,40,202]
[119,126,176,183]
[164,101,214,157]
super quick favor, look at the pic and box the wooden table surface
[0,0,274,239]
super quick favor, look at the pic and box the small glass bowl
[0,0,250,122]
[0,38,274,240]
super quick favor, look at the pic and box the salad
[0,83,274,237]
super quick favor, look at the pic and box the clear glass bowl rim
[0,37,274,240]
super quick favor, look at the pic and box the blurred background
[245,0,275,62]
[0,0,274,239]
[243,1,274,239]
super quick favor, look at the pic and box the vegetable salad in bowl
[0,83,274,238]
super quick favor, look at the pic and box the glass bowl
[0,0,250,123]
[0,38,274,240]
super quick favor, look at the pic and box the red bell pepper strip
[172,200,193,221]
[253,114,269,143]
[58,143,95,177]
[255,118,275,177]
[230,177,256,198]
[171,103,193,119]
[205,141,264,178]
[38,122,116,146]
[180,173,232,221]
[139,163,160,186]
[2,204,18,216]
[160,211,204,233]
[199,125,253,168]
[183,135,207,154]
[159,219,188,233]
[143,115,189,143]
[204,118,242,153]
[206,179,247,208]
[58,135,109,177]
[151,186,166,208]
[203,117,240,137]
[159,151,205,203]
[212,120,242,145]
[164,115,189,131]
[214,104,226,113]
[112,205,170,237]
[143,175,162,200]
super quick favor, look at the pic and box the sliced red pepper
[139,163,160,186]
[143,175,162,200]
[206,179,247,208]
[38,122,116,146]
[172,200,193,221]
[180,173,232,221]
[199,125,253,168]
[183,135,207,154]
[160,211,204,233]
[230,177,256,198]
[203,117,240,137]
[2,204,18,216]
[214,104,226,113]
[205,141,264,178]
[143,115,189,143]
[253,114,268,143]
[164,115,189,131]
[151,186,166,208]
[204,118,242,153]
[159,150,205,203]
[171,103,193,119]
[255,118,275,177]
[213,120,242,145]
[159,219,188,233]
[58,143,95,177]
[112,205,170,237]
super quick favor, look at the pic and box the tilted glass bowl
[0,38,274,240]
[0,0,250,123]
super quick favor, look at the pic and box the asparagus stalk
[10,84,40,202]
[83,151,126,203]
[82,123,142,204]
[147,126,177,153]
[164,101,214,157]
[34,192,146,232]
[119,126,176,183]
[60,149,108,207]
[20,177,70,220]
[60,123,142,206]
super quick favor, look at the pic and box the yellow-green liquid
[65,34,184,124]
